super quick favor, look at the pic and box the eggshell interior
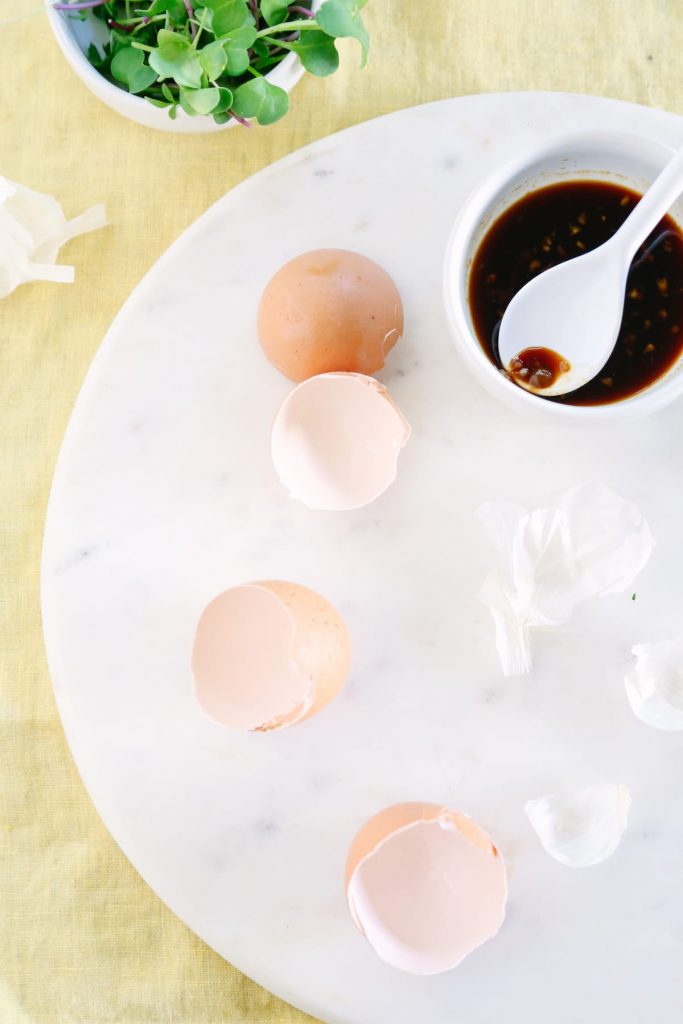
[271,372,411,511]
[258,249,404,381]
[345,803,507,975]
[192,581,350,731]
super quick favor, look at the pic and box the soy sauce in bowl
[469,180,683,406]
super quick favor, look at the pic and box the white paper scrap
[0,177,107,298]
[477,483,654,675]
[625,639,683,731]
[525,784,631,867]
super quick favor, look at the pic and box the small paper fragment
[0,177,107,299]
[525,784,631,867]
[477,483,653,675]
[625,639,683,731]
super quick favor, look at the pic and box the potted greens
[46,0,369,132]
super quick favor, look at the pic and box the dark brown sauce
[509,347,571,390]
[469,180,683,405]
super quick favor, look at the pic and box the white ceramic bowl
[45,0,320,133]
[444,131,683,420]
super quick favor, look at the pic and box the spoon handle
[611,140,683,259]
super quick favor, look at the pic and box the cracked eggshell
[625,640,683,731]
[272,372,411,511]
[192,581,350,731]
[258,249,404,381]
[345,803,507,975]
[525,784,631,868]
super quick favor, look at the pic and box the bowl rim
[45,0,318,128]
[443,129,682,420]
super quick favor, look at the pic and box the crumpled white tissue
[0,177,107,298]
[625,639,683,731]
[525,784,631,867]
[477,483,654,675]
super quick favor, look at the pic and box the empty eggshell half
[345,802,507,975]
[192,581,350,731]
[258,249,404,381]
[272,372,411,511]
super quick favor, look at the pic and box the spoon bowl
[497,140,683,396]
[497,240,630,397]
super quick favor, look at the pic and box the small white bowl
[444,131,683,420]
[45,0,320,133]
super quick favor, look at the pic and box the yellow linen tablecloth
[1,2,681,1021]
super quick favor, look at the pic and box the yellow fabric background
[0,2,680,1021]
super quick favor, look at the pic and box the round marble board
[42,94,683,1024]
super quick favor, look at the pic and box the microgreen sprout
[52,0,369,125]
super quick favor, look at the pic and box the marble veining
[42,94,683,1024]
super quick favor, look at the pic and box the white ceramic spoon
[497,142,683,397]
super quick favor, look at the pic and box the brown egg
[192,580,351,732]
[258,249,404,381]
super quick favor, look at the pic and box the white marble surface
[42,94,683,1024]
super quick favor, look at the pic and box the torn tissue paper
[625,639,683,731]
[525,784,631,868]
[477,483,654,675]
[0,177,107,299]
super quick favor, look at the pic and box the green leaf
[260,0,290,26]
[169,104,178,119]
[148,0,188,19]
[183,86,221,113]
[150,52,203,89]
[111,46,142,82]
[224,47,250,75]
[222,25,257,47]
[128,65,158,94]
[161,82,177,102]
[202,0,252,36]
[149,37,203,89]
[195,5,214,29]
[146,96,170,108]
[199,40,228,80]
[178,88,195,115]
[231,77,288,125]
[221,26,256,75]
[155,29,191,62]
[213,85,234,112]
[213,110,232,125]
[111,46,148,88]
[291,31,339,76]
[251,38,269,59]
[86,42,108,69]
[316,0,369,66]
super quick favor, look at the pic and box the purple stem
[53,0,110,10]
[184,0,196,38]
[289,4,315,15]
[229,109,252,127]
[108,17,133,30]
